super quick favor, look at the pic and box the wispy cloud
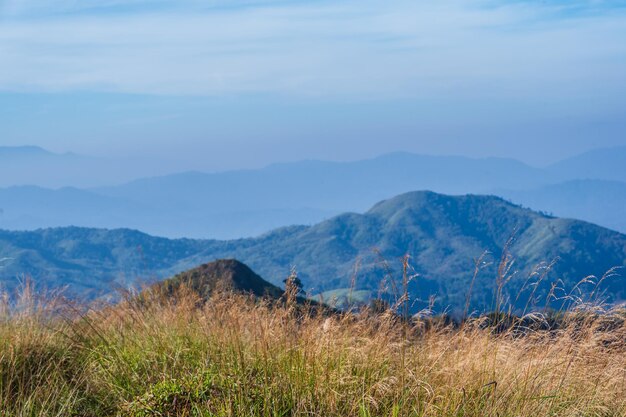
[0,0,625,98]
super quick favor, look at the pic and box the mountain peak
[156,259,283,299]
[366,190,526,218]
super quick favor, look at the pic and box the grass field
[0,282,625,417]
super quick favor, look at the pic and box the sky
[1,0,626,170]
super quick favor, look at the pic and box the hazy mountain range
[1,146,626,238]
[498,180,626,234]
[1,191,624,314]
[0,146,159,188]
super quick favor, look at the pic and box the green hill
[1,191,624,313]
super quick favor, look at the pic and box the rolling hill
[1,191,624,313]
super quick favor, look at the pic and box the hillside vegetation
[0,277,624,416]
[1,191,625,313]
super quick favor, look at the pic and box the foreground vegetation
[0,283,625,417]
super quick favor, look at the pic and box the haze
[1,0,626,171]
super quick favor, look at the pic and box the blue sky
[1,0,626,170]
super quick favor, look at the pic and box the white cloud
[0,0,625,98]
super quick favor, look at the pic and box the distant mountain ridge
[0,146,173,189]
[2,146,626,238]
[498,180,626,233]
[0,146,55,157]
[4,150,550,238]
[548,146,626,183]
[94,152,547,211]
[1,191,624,313]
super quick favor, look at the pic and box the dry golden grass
[0,282,625,416]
